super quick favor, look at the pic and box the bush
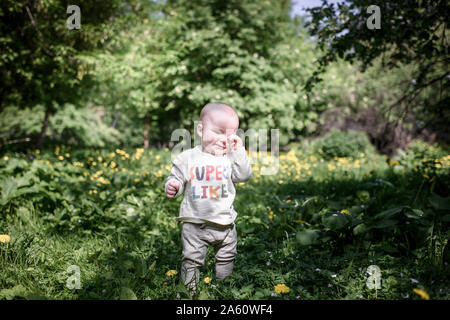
[313,129,375,160]
[406,140,449,160]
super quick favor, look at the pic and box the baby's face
[199,111,239,156]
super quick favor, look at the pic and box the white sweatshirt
[165,145,252,225]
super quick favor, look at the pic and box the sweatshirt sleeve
[228,146,252,183]
[165,153,187,197]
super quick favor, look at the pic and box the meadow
[0,137,449,300]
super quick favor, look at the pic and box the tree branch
[25,5,54,57]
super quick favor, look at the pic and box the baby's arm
[228,134,252,183]
[165,154,186,198]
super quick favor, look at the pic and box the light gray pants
[180,222,237,289]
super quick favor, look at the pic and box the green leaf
[373,219,397,229]
[119,287,137,300]
[373,206,405,220]
[321,212,350,231]
[0,285,28,300]
[429,193,450,211]
[25,294,48,300]
[296,229,320,246]
[353,223,370,236]
[404,209,424,219]
[0,178,18,206]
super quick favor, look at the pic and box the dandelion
[341,209,350,215]
[166,270,178,277]
[389,160,399,166]
[269,211,276,220]
[413,288,430,300]
[0,235,11,243]
[3,156,8,161]
[285,199,291,204]
[204,277,211,284]
[274,284,290,294]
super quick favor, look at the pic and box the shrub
[313,129,375,160]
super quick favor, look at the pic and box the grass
[0,140,449,300]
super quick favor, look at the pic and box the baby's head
[197,102,239,156]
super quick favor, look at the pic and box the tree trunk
[144,113,150,149]
[111,111,120,128]
[36,105,51,148]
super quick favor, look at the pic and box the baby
[165,102,252,292]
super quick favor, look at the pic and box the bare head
[200,102,239,125]
[197,102,239,155]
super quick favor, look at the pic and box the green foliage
[0,104,120,148]
[306,0,449,141]
[50,104,120,147]
[312,129,375,159]
[1,139,448,300]
[142,0,309,145]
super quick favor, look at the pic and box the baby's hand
[166,180,180,198]
[228,134,243,151]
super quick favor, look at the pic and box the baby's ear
[196,123,203,138]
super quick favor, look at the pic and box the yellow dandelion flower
[274,283,290,294]
[413,288,430,300]
[134,178,140,183]
[65,153,70,158]
[0,235,11,243]
[3,156,8,161]
[58,156,64,161]
[166,270,178,277]
[389,160,399,166]
[278,180,283,184]
[285,199,291,204]
[269,211,276,220]
[341,209,350,215]
[204,277,211,284]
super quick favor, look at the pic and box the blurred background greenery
[0,0,449,300]
[0,0,448,155]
